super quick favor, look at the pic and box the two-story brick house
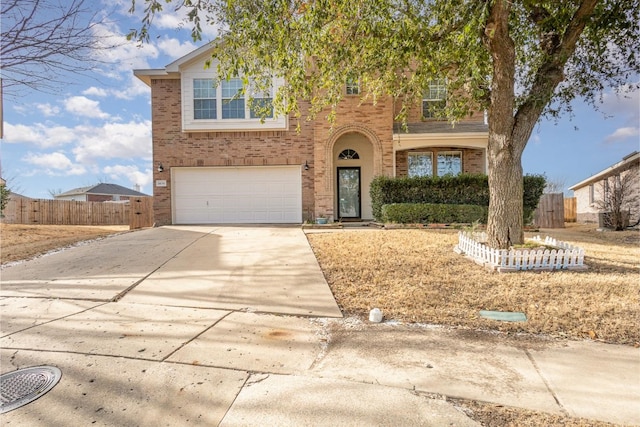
[135,44,488,225]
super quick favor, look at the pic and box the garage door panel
[173,166,302,224]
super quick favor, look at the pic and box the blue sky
[1,1,639,198]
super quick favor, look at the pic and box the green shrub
[370,174,546,224]
[0,184,10,214]
[382,203,489,224]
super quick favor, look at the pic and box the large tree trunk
[484,0,526,249]
[486,137,524,248]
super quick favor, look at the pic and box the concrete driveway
[1,226,482,426]
[0,225,342,317]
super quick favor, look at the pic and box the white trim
[166,43,217,72]
[393,133,487,151]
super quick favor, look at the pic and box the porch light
[304,161,309,171]
[157,163,164,173]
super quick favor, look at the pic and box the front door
[337,167,361,219]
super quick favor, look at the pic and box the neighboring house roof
[55,183,150,198]
[393,122,488,135]
[569,151,640,191]
[7,191,31,200]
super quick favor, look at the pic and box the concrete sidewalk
[1,226,639,425]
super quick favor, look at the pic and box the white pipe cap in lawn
[369,308,383,323]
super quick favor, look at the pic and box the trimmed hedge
[371,174,546,223]
[382,203,488,224]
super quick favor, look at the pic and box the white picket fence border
[454,232,587,272]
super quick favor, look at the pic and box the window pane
[437,151,462,176]
[222,99,245,119]
[194,79,216,119]
[422,100,446,119]
[194,79,216,99]
[249,97,274,119]
[346,75,360,95]
[222,78,244,98]
[423,78,446,119]
[194,99,216,119]
[408,153,433,177]
[222,78,245,119]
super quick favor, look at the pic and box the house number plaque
[156,180,167,187]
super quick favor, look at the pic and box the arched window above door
[338,149,359,160]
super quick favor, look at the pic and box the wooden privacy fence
[129,197,154,229]
[564,197,577,222]
[1,198,154,229]
[533,193,565,228]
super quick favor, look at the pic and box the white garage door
[172,166,302,224]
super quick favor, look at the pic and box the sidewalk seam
[525,348,570,416]
[160,310,234,362]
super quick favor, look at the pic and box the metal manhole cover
[0,366,62,414]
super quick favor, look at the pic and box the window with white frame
[249,86,274,119]
[422,78,446,119]
[408,152,434,177]
[183,69,286,131]
[346,76,360,95]
[437,151,462,176]
[193,78,217,119]
[222,78,245,119]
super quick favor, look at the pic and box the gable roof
[134,43,216,86]
[56,183,149,198]
[569,151,640,191]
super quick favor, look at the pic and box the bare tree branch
[1,0,123,98]
[595,166,640,230]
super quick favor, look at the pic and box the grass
[307,224,639,345]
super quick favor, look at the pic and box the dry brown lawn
[0,223,129,264]
[307,223,639,345]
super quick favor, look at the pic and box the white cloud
[602,84,640,125]
[150,6,218,41]
[103,164,152,192]
[111,75,151,100]
[83,87,108,97]
[157,37,198,60]
[64,96,110,119]
[5,119,151,166]
[22,152,87,176]
[72,120,152,163]
[3,123,76,148]
[36,103,60,117]
[604,126,640,143]
[91,22,159,75]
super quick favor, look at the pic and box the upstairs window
[346,76,360,95]
[249,86,274,119]
[193,78,217,119]
[422,78,446,119]
[184,72,287,131]
[222,78,245,119]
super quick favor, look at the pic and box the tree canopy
[130,0,640,248]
